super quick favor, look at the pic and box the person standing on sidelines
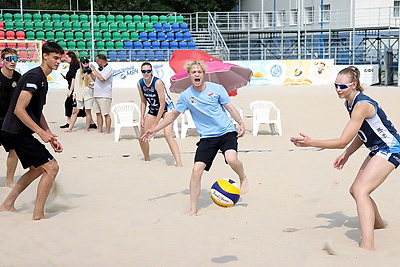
[90,54,113,134]
[0,42,64,220]
[291,66,400,250]
[0,48,21,187]
[137,62,182,166]
[142,60,249,215]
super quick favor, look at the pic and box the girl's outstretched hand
[333,152,349,170]
[290,133,311,147]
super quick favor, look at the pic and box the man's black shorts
[194,131,238,171]
[0,121,14,152]
[2,132,53,169]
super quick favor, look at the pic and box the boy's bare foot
[240,178,249,195]
[33,214,47,220]
[188,210,197,216]
[0,204,17,212]
[176,163,183,167]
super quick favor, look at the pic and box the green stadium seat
[33,13,41,22]
[121,31,130,41]
[54,21,63,31]
[136,22,144,32]
[118,22,127,31]
[159,15,167,24]
[145,23,153,32]
[42,13,51,21]
[109,22,118,32]
[80,14,88,22]
[70,14,79,22]
[176,15,184,23]
[105,41,114,49]
[45,31,55,41]
[75,31,84,40]
[14,13,23,21]
[24,21,34,31]
[98,51,107,56]
[23,13,33,21]
[97,15,106,23]
[63,21,72,31]
[133,15,141,23]
[0,14,3,22]
[26,31,35,40]
[3,13,13,21]
[100,22,108,31]
[93,22,100,31]
[94,31,102,40]
[82,22,90,31]
[77,41,86,49]
[5,21,14,30]
[168,16,176,23]
[52,14,61,22]
[44,21,53,31]
[142,15,150,23]
[67,41,76,49]
[89,15,97,22]
[116,15,124,23]
[58,41,67,49]
[36,31,45,40]
[127,22,135,32]
[84,31,92,40]
[95,41,105,50]
[65,31,74,40]
[34,21,44,31]
[112,32,121,40]
[103,32,112,40]
[130,32,139,41]
[55,31,64,40]
[15,21,24,30]
[150,15,158,23]
[78,50,89,57]
[72,22,81,31]
[115,41,124,49]
[125,15,133,23]
[61,14,70,22]
[107,15,115,22]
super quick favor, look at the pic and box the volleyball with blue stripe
[210,179,241,207]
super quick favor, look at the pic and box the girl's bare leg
[163,124,183,167]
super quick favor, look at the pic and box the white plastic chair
[180,110,197,138]
[111,102,140,142]
[250,100,282,136]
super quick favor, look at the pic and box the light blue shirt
[175,82,235,138]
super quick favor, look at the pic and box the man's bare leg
[225,150,249,194]
[6,149,18,187]
[96,113,103,133]
[189,162,206,216]
[33,159,59,220]
[0,166,43,212]
[104,114,111,134]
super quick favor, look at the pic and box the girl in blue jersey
[291,66,400,250]
[137,62,182,167]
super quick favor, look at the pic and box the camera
[72,99,77,107]
[83,66,92,74]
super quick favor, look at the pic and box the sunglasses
[141,69,152,74]
[4,56,19,62]
[81,60,89,64]
[334,82,353,90]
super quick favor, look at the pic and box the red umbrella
[170,61,253,94]
[169,50,222,73]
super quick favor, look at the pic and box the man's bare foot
[64,128,72,133]
[176,163,183,167]
[33,214,47,220]
[105,131,111,134]
[0,204,17,212]
[374,222,386,229]
[188,210,197,216]
[5,182,15,188]
[240,177,249,195]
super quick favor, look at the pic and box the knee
[44,160,60,177]
[192,163,205,177]
[225,154,237,166]
[349,184,368,200]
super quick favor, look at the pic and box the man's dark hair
[42,41,64,55]
[1,48,18,59]
[97,54,107,61]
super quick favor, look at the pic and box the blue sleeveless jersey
[138,76,172,114]
[346,92,400,153]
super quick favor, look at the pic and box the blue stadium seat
[137,50,145,60]
[154,23,163,32]
[179,41,188,49]
[155,50,165,60]
[134,41,142,49]
[128,50,135,61]
[139,32,148,41]
[161,41,169,49]
[108,50,117,61]
[157,32,165,41]
[187,41,196,49]
[124,41,133,49]
[117,50,127,61]
[171,23,180,32]
[183,32,192,41]
[180,23,189,32]
[145,50,155,60]
[175,32,183,41]
[143,41,151,49]
[166,32,174,41]
[170,41,178,50]
[148,32,157,41]
[163,23,171,32]
[152,41,160,49]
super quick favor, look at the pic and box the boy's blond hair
[184,60,208,73]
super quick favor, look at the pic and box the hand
[236,124,245,138]
[50,139,63,153]
[38,130,58,144]
[290,133,311,147]
[141,129,155,142]
[333,152,349,170]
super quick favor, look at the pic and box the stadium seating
[105,41,114,50]
[16,31,25,40]
[52,14,61,22]
[125,15,133,23]
[157,32,165,41]
[42,13,51,22]
[15,21,24,30]
[133,41,142,49]
[116,15,124,23]
[97,15,106,23]
[55,31,65,40]
[23,13,33,21]
[5,31,15,40]
[145,50,155,60]
[128,50,135,60]
[124,41,133,49]
[25,31,35,40]
[115,41,124,50]
[107,14,115,23]
[45,31,55,40]
[19,50,29,61]
[108,50,117,61]
[117,50,126,61]
[61,14,70,22]
[70,14,79,22]
[136,50,145,60]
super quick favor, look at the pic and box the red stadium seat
[16,30,25,40]
[6,31,15,40]
[19,50,29,61]
[6,42,17,48]
[0,43,6,49]
[0,31,5,40]
[0,22,4,31]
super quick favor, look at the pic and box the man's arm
[223,102,245,137]
[141,110,180,141]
